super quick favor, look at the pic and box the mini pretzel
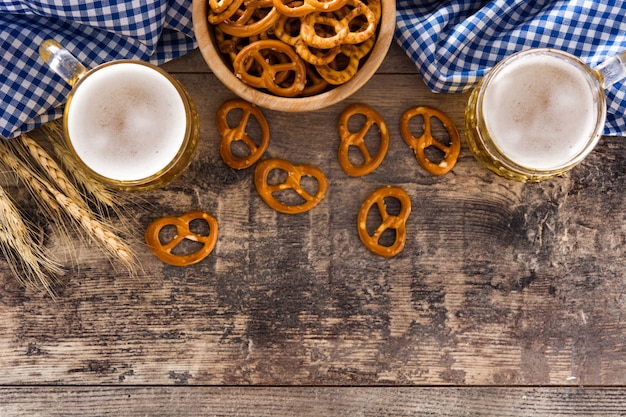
[233,39,307,97]
[274,13,341,66]
[300,13,348,49]
[210,0,237,14]
[302,64,329,96]
[145,210,219,266]
[208,0,244,24]
[273,0,348,17]
[216,99,270,169]
[315,37,373,85]
[337,103,389,176]
[338,0,377,44]
[218,0,280,38]
[400,106,461,175]
[357,186,411,258]
[254,158,328,214]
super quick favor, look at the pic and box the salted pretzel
[273,0,348,17]
[216,99,270,169]
[218,0,280,38]
[274,13,341,66]
[337,0,377,44]
[400,106,461,175]
[316,36,374,85]
[357,186,411,258]
[210,0,237,14]
[300,13,348,49]
[145,210,219,266]
[337,103,389,176]
[273,13,301,46]
[208,0,244,24]
[254,158,328,214]
[233,39,307,97]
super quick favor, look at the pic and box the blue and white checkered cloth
[396,0,626,136]
[0,0,197,139]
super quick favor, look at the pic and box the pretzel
[145,210,219,266]
[274,13,341,66]
[273,0,348,17]
[217,99,270,169]
[315,37,373,85]
[301,64,329,96]
[273,13,301,46]
[208,0,244,24]
[233,39,307,97]
[210,0,238,14]
[400,106,461,175]
[254,158,328,214]
[337,0,377,45]
[300,13,348,49]
[218,0,280,38]
[214,27,244,64]
[337,103,389,176]
[357,186,411,258]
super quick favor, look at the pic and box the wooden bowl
[192,0,395,112]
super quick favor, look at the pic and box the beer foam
[67,62,187,181]
[482,53,598,170]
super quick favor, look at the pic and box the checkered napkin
[396,0,626,136]
[0,0,197,139]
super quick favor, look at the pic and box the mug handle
[595,50,626,89]
[39,40,87,87]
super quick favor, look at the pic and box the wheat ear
[50,190,137,274]
[0,143,61,217]
[0,142,137,275]
[41,121,120,210]
[0,185,63,296]
[19,134,87,209]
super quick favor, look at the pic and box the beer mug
[39,40,199,192]
[466,48,626,182]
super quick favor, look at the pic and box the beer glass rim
[473,47,606,175]
[62,60,197,190]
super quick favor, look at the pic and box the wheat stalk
[19,133,87,209]
[0,143,61,217]
[0,185,63,296]
[50,189,137,274]
[0,141,138,276]
[42,121,120,211]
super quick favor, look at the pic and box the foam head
[66,62,188,182]
[481,51,601,171]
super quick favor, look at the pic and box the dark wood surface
[1,43,625,415]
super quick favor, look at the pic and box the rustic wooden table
[1,43,625,416]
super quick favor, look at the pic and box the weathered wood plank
[1,387,626,417]
[0,43,625,388]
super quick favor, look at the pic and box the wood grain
[0,41,625,404]
[1,387,626,416]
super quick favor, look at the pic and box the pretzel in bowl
[273,0,348,17]
[217,99,270,169]
[357,186,411,258]
[337,103,389,176]
[218,0,280,38]
[254,158,328,214]
[316,36,374,85]
[233,39,307,97]
[206,0,380,97]
[145,210,219,266]
[400,106,461,175]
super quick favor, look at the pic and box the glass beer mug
[466,48,626,182]
[39,40,199,192]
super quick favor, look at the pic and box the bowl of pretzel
[192,0,395,112]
